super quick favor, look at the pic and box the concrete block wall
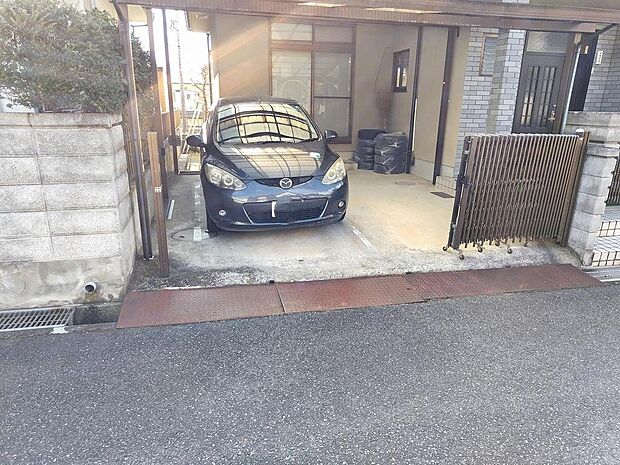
[565,112,620,265]
[0,113,137,310]
[584,27,620,113]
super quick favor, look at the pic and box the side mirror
[324,130,338,141]
[186,134,205,147]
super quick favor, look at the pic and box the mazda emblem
[279,178,293,189]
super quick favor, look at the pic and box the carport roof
[114,0,619,32]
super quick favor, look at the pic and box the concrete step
[583,266,620,282]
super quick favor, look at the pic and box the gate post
[565,113,620,265]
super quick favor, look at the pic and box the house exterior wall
[0,113,137,310]
[584,26,620,113]
[351,23,395,140]
[205,14,471,182]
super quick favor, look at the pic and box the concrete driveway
[1,285,619,464]
[134,168,577,289]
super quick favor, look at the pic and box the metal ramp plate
[117,284,284,329]
[403,264,601,299]
[276,275,425,313]
[116,265,602,329]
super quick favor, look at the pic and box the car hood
[214,142,328,179]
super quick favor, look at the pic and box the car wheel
[206,212,220,235]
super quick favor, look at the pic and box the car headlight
[322,158,347,185]
[205,163,246,190]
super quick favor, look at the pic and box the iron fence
[446,132,589,257]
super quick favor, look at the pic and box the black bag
[373,132,408,175]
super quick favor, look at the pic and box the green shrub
[0,0,152,113]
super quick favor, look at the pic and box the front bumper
[201,174,348,231]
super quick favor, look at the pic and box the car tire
[356,146,375,156]
[357,139,375,149]
[358,128,386,140]
[206,212,220,235]
[357,161,374,170]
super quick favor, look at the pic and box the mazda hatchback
[186,97,348,234]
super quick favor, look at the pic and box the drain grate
[0,307,74,332]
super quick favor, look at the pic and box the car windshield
[216,102,320,145]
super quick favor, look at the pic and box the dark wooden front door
[513,53,565,134]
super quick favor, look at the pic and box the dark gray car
[186,97,348,234]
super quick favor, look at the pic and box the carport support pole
[145,7,170,201]
[162,9,180,174]
[433,27,457,184]
[406,27,423,174]
[113,1,153,260]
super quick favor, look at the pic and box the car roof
[217,96,300,106]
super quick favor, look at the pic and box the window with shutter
[480,35,498,77]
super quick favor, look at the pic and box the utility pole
[170,17,188,140]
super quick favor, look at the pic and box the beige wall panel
[412,27,448,180]
[211,14,270,98]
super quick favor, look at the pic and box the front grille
[0,307,74,332]
[255,176,313,188]
[244,198,327,224]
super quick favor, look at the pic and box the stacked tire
[374,132,408,174]
[354,128,386,170]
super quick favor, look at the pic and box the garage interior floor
[131,167,579,290]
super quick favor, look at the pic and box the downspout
[433,27,457,185]
[559,41,581,134]
[112,1,153,260]
[406,26,423,174]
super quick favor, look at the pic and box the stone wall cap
[0,112,122,128]
[587,143,620,158]
[567,111,620,128]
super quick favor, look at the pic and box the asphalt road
[2,285,620,465]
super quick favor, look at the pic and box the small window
[392,49,410,92]
[314,25,353,43]
[271,22,313,41]
[480,35,498,76]
[526,31,569,54]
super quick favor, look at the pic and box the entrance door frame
[512,31,576,134]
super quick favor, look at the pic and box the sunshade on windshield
[216,102,319,144]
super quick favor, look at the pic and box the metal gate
[446,132,589,257]
[607,157,620,206]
